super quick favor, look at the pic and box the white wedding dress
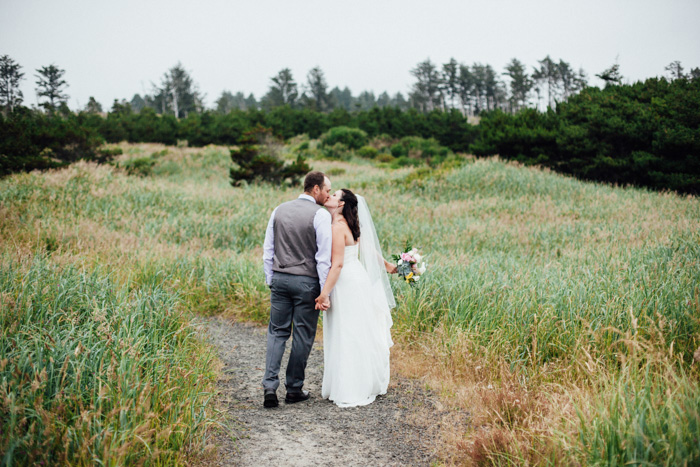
[322,243,394,407]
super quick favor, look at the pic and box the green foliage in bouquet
[229,125,310,186]
[391,240,423,286]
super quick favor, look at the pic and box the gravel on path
[199,315,442,466]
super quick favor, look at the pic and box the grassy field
[1,141,698,465]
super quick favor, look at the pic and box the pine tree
[84,96,103,114]
[263,68,298,108]
[0,55,24,115]
[503,58,532,112]
[409,59,441,112]
[35,64,68,111]
[305,66,329,112]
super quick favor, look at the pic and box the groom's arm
[314,209,332,290]
[262,208,277,286]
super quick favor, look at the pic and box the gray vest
[272,198,322,278]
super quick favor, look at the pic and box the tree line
[1,53,698,194]
[10,54,686,118]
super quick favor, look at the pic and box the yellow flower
[406,272,414,280]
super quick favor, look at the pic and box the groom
[261,171,332,408]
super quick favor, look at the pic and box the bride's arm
[315,224,346,310]
[384,258,398,274]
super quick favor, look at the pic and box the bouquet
[392,242,427,286]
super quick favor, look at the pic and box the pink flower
[401,252,415,263]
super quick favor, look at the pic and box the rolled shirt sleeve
[262,208,277,285]
[314,209,332,289]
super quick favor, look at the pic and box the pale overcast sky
[2,0,699,109]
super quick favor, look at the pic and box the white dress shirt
[263,194,332,289]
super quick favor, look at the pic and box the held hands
[384,260,398,274]
[315,293,331,311]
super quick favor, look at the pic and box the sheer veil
[357,195,396,310]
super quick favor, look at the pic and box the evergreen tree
[263,68,298,108]
[376,91,391,108]
[0,55,24,115]
[244,93,258,110]
[471,63,487,114]
[441,58,460,110]
[216,90,236,113]
[390,92,408,110]
[533,55,559,108]
[558,60,578,99]
[354,90,376,110]
[35,64,68,111]
[665,61,686,80]
[305,66,329,112]
[329,86,354,111]
[154,62,202,118]
[130,94,145,112]
[503,58,532,112]
[84,96,103,114]
[409,58,441,112]
[596,62,623,87]
[483,64,502,110]
[457,64,474,115]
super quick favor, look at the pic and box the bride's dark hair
[340,189,361,242]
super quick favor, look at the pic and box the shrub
[230,126,310,186]
[322,142,352,160]
[357,146,379,159]
[390,143,407,158]
[387,136,452,166]
[376,153,396,163]
[470,77,700,194]
[0,108,103,176]
[320,126,368,150]
[369,133,396,150]
[391,156,423,169]
[97,146,123,162]
[120,156,156,176]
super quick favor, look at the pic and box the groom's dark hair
[304,171,327,193]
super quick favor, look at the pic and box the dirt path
[200,315,441,466]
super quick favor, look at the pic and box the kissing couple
[262,171,398,408]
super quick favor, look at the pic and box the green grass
[0,254,217,465]
[1,142,698,465]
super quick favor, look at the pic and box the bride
[315,189,397,407]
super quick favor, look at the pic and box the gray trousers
[263,272,320,392]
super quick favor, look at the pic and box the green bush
[320,126,368,150]
[119,156,156,176]
[391,156,423,169]
[97,146,123,162]
[388,136,452,166]
[357,146,379,159]
[322,142,352,160]
[376,153,396,163]
[390,143,407,158]
[230,126,310,186]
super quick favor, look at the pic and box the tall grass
[0,254,217,465]
[1,143,698,465]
